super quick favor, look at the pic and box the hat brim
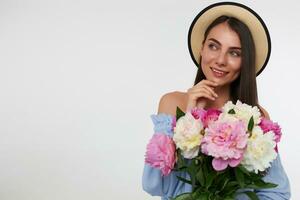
[188,2,271,76]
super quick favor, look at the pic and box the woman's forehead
[206,22,241,47]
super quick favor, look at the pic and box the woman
[142,2,291,200]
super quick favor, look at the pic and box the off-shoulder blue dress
[142,113,291,200]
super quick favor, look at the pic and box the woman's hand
[186,80,218,112]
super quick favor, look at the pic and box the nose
[216,51,227,67]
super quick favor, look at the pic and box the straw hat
[188,2,271,76]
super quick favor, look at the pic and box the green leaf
[194,187,206,197]
[196,165,205,187]
[244,191,259,200]
[176,106,185,121]
[255,179,278,188]
[222,181,239,194]
[246,183,277,189]
[198,193,209,200]
[234,168,245,188]
[186,160,198,189]
[172,193,193,200]
[226,181,239,188]
[228,109,235,114]
[216,170,227,176]
[202,158,209,179]
[261,182,278,188]
[207,193,214,200]
[248,116,254,132]
[237,165,250,176]
[223,196,235,200]
[176,150,186,169]
[219,177,230,191]
[205,172,216,189]
[215,170,230,191]
[247,179,278,189]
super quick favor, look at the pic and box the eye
[230,51,241,57]
[208,43,218,50]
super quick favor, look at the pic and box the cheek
[228,59,241,72]
[227,59,241,80]
[231,67,241,81]
[201,50,215,65]
[231,70,241,80]
[200,51,216,73]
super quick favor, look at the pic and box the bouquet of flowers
[145,100,282,200]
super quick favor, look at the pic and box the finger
[189,88,216,101]
[189,86,217,99]
[194,80,218,90]
[201,85,218,98]
[201,79,219,87]
[198,92,216,101]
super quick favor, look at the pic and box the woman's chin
[208,77,223,84]
[206,75,228,86]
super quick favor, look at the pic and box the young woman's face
[200,22,242,86]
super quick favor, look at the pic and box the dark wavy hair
[194,15,258,107]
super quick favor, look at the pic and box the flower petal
[229,157,242,167]
[212,158,229,171]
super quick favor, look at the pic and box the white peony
[222,101,235,112]
[173,112,203,159]
[241,126,277,173]
[218,112,239,123]
[222,100,261,128]
[181,148,200,159]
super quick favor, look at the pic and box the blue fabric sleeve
[254,154,291,199]
[142,114,192,199]
[142,163,192,199]
[149,113,175,137]
[234,153,291,200]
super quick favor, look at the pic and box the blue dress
[142,113,291,200]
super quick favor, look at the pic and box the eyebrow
[208,38,241,50]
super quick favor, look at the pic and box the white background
[0,0,299,199]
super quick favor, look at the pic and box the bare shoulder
[157,91,188,115]
[258,104,270,120]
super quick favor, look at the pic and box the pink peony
[145,133,176,176]
[190,108,221,128]
[190,107,206,120]
[201,109,222,128]
[259,118,282,152]
[201,120,248,171]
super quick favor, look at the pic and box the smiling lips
[210,67,228,78]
